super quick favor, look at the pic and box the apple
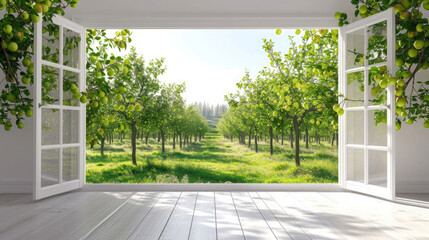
[115,94,122,101]
[395,58,404,67]
[17,122,24,129]
[400,12,409,20]
[295,29,301,35]
[30,14,40,23]
[395,88,403,96]
[22,76,31,84]
[394,4,404,13]
[388,77,397,85]
[395,107,403,114]
[3,24,12,34]
[80,95,87,104]
[101,96,108,104]
[7,42,18,52]
[113,105,120,111]
[397,78,405,87]
[396,96,406,107]
[424,120,429,128]
[6,94,16,102]
[122,67,129,74]
[424,95,429,102]
[413,40,424,50]
[335,12,342,19]
[416,23,424,32]
[25,109,33,117]
[119,86,126,94]
[424,2,429,10]
[379,80,388,88]
[127,105,135,111]
[1,41,7,49]
[313,35,321,43]
[408,48,418,58]
[119,105,125,111]
[319,29,328,36]
[422,61,429,70]
[108,115,115,122]
[337,108,344,116]
[275,29,281,35]
[107,69,114,77]
[22,58,31,67]
[395,123,401,130]
[98,128,104,135]
[92,101,99,108]
[407,119,413,125]
[359,5,368,14]
[119,125,125,131]
[98,90,105,98]
[135,104,142,111]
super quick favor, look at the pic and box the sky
[108,29,296,105]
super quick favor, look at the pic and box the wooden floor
[1,192,429,240]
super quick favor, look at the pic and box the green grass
[86,132,338,183]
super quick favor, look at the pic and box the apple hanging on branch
[0,0,80,131]
[335,0,429,129]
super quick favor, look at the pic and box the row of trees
[85,45,209,165]
[192,102,228,121]
[219,29,339,167]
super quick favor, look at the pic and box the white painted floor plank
[321,192,429,240]
[257,192,311,240]
[270,192,344,240]
[249,192,293,240]
[189,192,217,240]
[128,192,181,240]
[215,192,245,240]
[291,192,403,240]
[86,192,163,240]
[0,192,97,239]
[159,192,198,240]
[24,192,133,240]
[84,192,161,240]
[232,192,277,240]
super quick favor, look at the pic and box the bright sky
[108,29,296,105]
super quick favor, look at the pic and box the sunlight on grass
[86,133,338,183]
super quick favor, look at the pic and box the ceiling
[65,0,354,28]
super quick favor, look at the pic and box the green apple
[413,40,424,50]
[108,115,115,122]
[388,77,397,85]
[80,95,87,104]
[396,96,406,107]
[107,69,114,77]
[403,70,412,79]
[275,29,281,35]
[312,35,321,43]
[394,4,404,13]
[127,105,134,111]
[401,111,408,117]
[7,42,18,52]
[400,12,409,20]
[135,104,142,111]
[395,123,401,130]
[21,12,29,20]
[115,94,122,101]
[119,105,125,111]
[121,29,127,35]
[101,96,108,104]
[96,62,102,69]
[395,58,404,67]
[295,29,301,35]
[98,90,105,98]
[30,14,40,23]
[119,125,124,131]
[395,107,403,115]
[395,88,403,96]
[22,58,31,67]
[6,94,16,102]
[422,61,429,70]
[1,41,7,49]
[25,109,33,117]
[98,128,104,135]
[407,119,413,124]
[335,12,342,19]
[102,119,109,126]
[119,86,126,94]
[379,80,388,88]
[3,24,12,34]
[34,4,43,13]
[22,76,31,84]
[424,120,429,128]
[122,67,129,74]
[408,48,418,58]
[424,2,429,10]
[416,23,424,32]
[337,108,344,116]
[17,122,24,129]
[92,101,99,108]
[397,78,405,87]
[359,5,368,14]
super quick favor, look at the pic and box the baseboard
[0,181,32,193]
[81,183,343,192]
[396,181,429,193]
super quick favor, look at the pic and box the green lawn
[86,132,338,183]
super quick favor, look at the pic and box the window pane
[63,27,81,68]
[42,108,60,145]
[63,110,79,144]
[346,110,364,145]
[346,29,364,70]
[42,23,60,64]
[368,150,387,188]
[63,70,80,106]
[368,70,387,106]
[42,66,60,105]
[41,149,60,187]
[347,148,364,183]
[367,21,387,65]
[346,71,364,107]
[368,110,387,146]
[63,147,79,182]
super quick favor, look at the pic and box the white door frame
[338,9,396,200]
[33,15,86,200]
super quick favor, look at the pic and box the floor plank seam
[256,192,294,240]
[126,192,165,240]
[267,192,314,240]
[79,192,136,240]
[230,192,247,240]
[158,192,183,240]
[248,192,279,240]
[187,192,199,240]
[214,192,218,240]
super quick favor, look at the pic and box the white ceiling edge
[71,16,341,29]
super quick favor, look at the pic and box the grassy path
[86,132,338,183]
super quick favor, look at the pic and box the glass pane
[63,110,79,144]
[63,71,80,106]
[347,148,364,183]
[63,147,79,182]
[42,108,60,145]
[346,110,364,145]
[368,150,387,188]
[42,66,60,105]
[63,27,81,68]
[346,28,365,70]
[42,23,60,64]
[367,21,387,65]
[41,149,60,187]
[368,110,387,146]
[346,71,364,107]
[368,70,387,106]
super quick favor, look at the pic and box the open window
[34,15,86,200]
[339,9,396,200]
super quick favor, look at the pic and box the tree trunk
[248,130,251,148]
[145,132,149,145]
[100,137,105,156]
[269,126,273,156]
[180,133,182,148]
[254,134,258,153]
[336,133,339,146]
[157,132,160,142]
[173,132,176,150]
[161,129,165,154]
[305,126,309,149]
[281,130,284,145]
[290,127,294,149]
[131,121,137,166]
[293,118,300,167]
[331,133,335,146]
